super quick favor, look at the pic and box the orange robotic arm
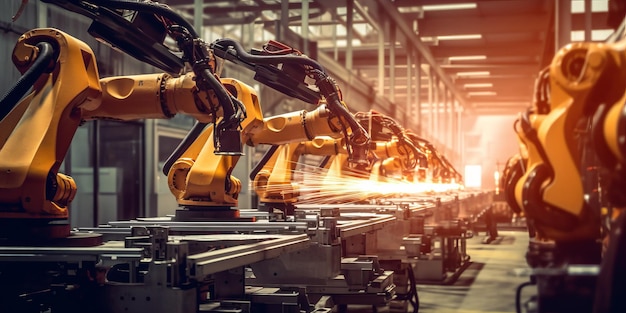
[0,29,101,224]
[252,137,347,208]
[514,39,626,242]
[0,27,241,238]
[253,111,432,207]
[163,39,371,217]
[165,80,352,210]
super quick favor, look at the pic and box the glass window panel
[156,135,185,216]
[69,123,95,228]
[99,121,143,222]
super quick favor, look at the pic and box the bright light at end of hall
[423,3,477,11]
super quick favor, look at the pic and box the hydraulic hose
[213,38,370,165]
[249,145,279,180]
[0,41,55,121]
[162,121,209,176]
[515,281,535,313]
[213,38,327,72]
[82,0,199,38]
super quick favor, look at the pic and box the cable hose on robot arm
[516,281,536,313]
[211,38,371,165]
[80,0,199,38]
[0,42,55,122]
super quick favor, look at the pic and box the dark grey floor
[343,230,535,313]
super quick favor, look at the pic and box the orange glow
[296,165,462,204]
[257,161,463,205]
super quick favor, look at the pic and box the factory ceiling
[165,0,615,116]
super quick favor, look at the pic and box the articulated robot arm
[0,0,245,238]
[162,39,371,218]
[510,39,626,243]
[252,137,347,209]
[0,29,101,224]
[354,111,425,181]
[252,111,429,208]
[163,80,345,210]
[404,131,462,185]
[210,39,370,166]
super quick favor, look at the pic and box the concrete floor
[343,230,535,313]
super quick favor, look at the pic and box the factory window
[99,121,144,221]
[571,0,608,13]
[68,120,144,227]
[155,129,188,217]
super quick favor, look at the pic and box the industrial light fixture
[423,3,477,11]
[464,83,493,88]
[449,55,487,61]
[437,34,482,40]
[456,71,490,77]
[421,34,482,43]
[399,3,476,13]
[467,91,497,97]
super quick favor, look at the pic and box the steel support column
[415,53,422,135]
[389,21,396,111]
[427,66,434,137]
[378,15,386,97]
[406,47,412,128]
[555,0,571,50]
[37,1,47,27]
[447,89,453,158]
[433,76,439,140]
[457,104,463,170]
[276,0,289,42]
[584,0,592,41]
[194,0,202,39]
[346,0,353,70]
[442,86,448,152]
[302,0,310,55]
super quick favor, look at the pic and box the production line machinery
[0,226,315,313]
[91,209,397,310]
[71,189,491,313]
[0,1,495,313]
[0,0,386,312]
[249,109,491,312]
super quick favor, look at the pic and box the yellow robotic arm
[405,131,462,185]
[252,137,347,210]
[84,72,215,123]
[513,38,626,243]
[0,25,242,238]
[0,29,101,227]
[354,111,424,181]
[252,111,428,208]
[165,80,353,214]
[163,39,371,220]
